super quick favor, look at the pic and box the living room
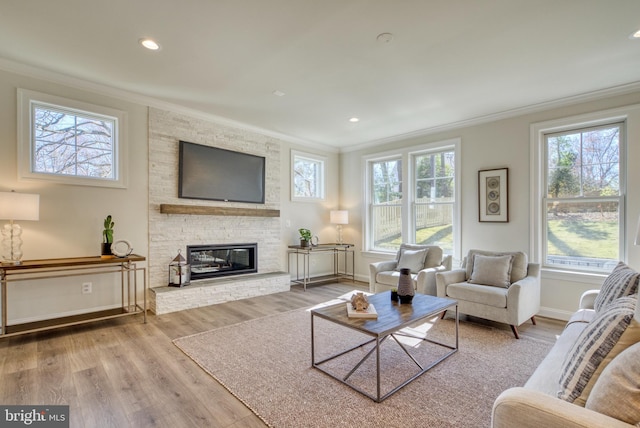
[1,1,640,427]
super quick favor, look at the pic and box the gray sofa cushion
[397,244,443,270]
[395,248,428,273]
[468,254,513,288]
[465,249,528,284]
[445,282,507,308]
[525,320,590,395]
[375,270,415,287]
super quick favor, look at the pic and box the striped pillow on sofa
[558,295,639,406]
[593,261,639,313]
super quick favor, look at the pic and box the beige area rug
[174,304,553,428]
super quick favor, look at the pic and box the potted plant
[390,287,398,301]
[101,215,115,258]
[299,228,312,247]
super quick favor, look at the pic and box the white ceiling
[1,0,640,150]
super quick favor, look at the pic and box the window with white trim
[364,139,460,257]
[18,89,127,188]
[291,150,325,201]
[532,112,627,273]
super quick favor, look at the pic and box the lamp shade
[0,192,40,221]
[635,215,640,246]
[330,210,348,225]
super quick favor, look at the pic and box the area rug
[174,305,553,428]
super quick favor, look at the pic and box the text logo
[0,406,69,428]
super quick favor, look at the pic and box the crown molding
[2,56,638,155]
[342,81,640,153]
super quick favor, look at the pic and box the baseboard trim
[537,306,573,322]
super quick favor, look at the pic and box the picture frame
[478,168,508,222]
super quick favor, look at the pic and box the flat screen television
[178,141,266,204]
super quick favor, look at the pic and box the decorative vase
[101,242,114,259]
[397,268,414,304]
[390,290,398,301]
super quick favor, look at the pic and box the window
[370,157,402,250]
[18,89,127,188]
[413,151,455,251]
[291,151,325,201]
[532,110,629,273]
[364,139,460,257]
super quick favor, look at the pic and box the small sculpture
[351,292,370,311]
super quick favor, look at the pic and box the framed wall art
[478,168,508,222]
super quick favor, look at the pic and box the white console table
[0,255,146,338]
[287,243,354,291]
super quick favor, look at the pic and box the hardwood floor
[0,282,565,428]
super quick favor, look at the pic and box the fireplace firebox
[187,243,257,280]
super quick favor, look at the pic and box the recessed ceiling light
[376,33,394,44]
[630,29,640,39]
[139,38,161,51]
[349,117,360,123]
[272,90,286,97]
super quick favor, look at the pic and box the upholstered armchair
[436,249,540,339]
[369,244,452,296]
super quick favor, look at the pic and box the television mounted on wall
[178,140,266,204]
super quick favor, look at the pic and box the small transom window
[18,89,127,188]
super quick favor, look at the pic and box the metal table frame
[311,293,458,402]
[0,255,147,338]
[287,243,354,290]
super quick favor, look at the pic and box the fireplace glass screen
[187,243,257,280]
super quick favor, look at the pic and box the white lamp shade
[0,192,40,221]
[330,210,348,225]
[635,216,640,246]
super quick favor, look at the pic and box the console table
[0,255,146,338]
[287,243,354,290]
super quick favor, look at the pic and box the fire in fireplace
[187,243,257,280]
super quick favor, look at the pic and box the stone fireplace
[187,243,258,280]
[148,108,290,315]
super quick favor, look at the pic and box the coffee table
[311,292,458,402]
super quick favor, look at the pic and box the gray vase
[397,268,414,303]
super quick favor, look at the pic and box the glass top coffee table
[311,292,458,402]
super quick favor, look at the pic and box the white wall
[4,63,640,323]
[342,90,640,320]
[0,68,148,322]
[278,144,341,277]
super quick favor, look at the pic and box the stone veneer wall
[148,108,283,291]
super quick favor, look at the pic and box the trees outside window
[543,123,624,271]
[291,151,325,200]
[33,106,115,179]
[365,140,459,256]
[413,151,455,254]
[18,89,127,188]
[370,157,402,250]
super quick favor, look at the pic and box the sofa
[436,249,540,338]
[492,261,640,427]
[369,244,452,296]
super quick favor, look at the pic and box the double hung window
[365,139,459,257]
[532,109,630,274]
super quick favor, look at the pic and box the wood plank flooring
[0,282,565,428]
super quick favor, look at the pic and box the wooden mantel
[160,204,280,217]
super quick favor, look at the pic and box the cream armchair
[436,249,540,339]
[369,244,452,296]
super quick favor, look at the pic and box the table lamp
[0,191,40,265]
[330,210,348,244]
